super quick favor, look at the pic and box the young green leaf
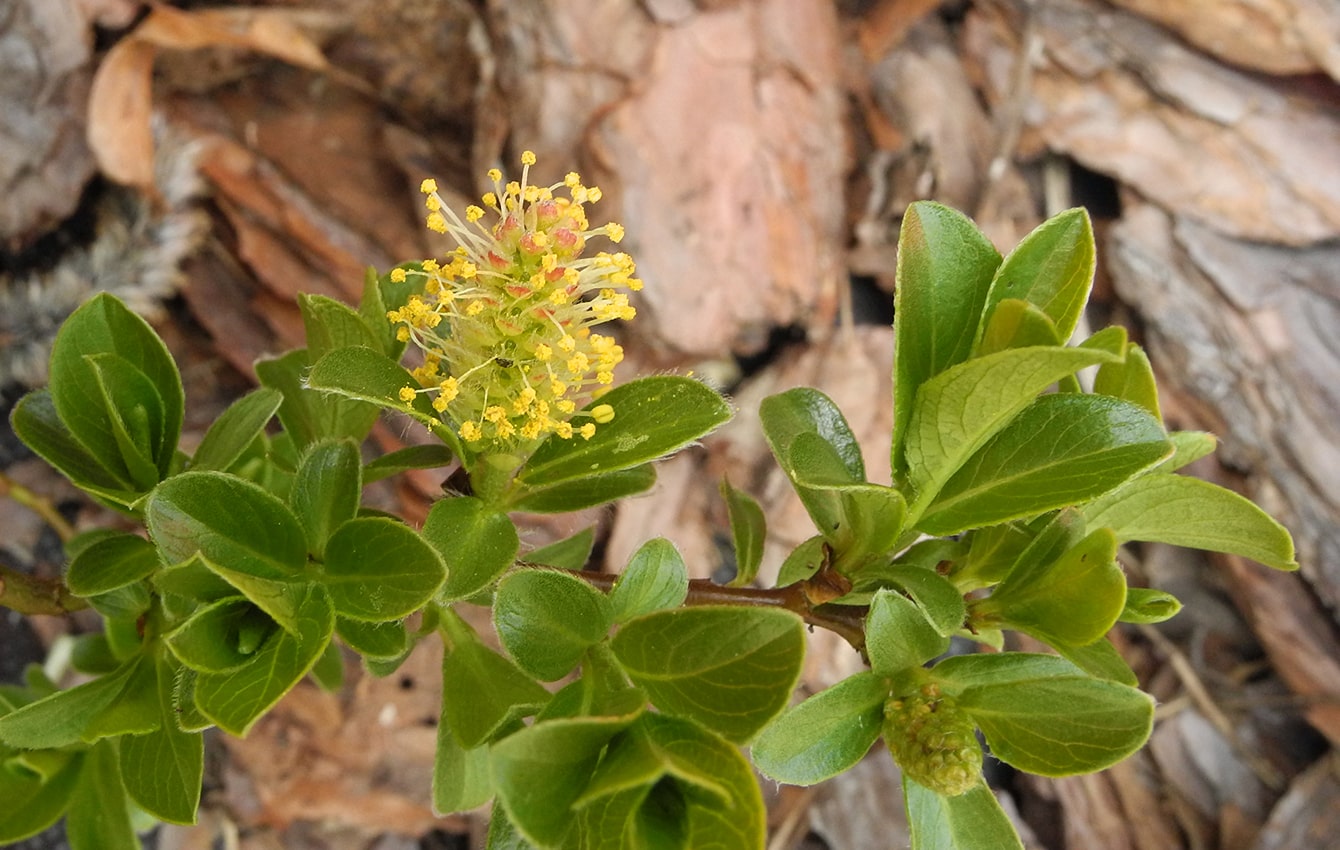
[299,292,384,361]
[321,516,446,622]
[494,570,611,681]
[751,671,889,786]
[306,346,460,447]
[118,655,204,824]
[193,584,335,736]
[508,465,657,514]
[867,590,951,674]
[611,606,805,743]
[1054,637,1139,687]
[978,528,1126,647]
[65,740,137,850]
[975,298,1061,355]
[190,387,284,472]
[917,394,1172,536]
[526,526,596,571]
[903,345,1120,514]
[1160,430,1218,471]
[433,716,492,816]
[490,716,634,847]
[979,208,1095,347]
[0,655,151,749]
[47,293,183,482]
[608,538,689,624]
[517,377,732,488]
[423,496,520,600]
[903,777,1025,850]
[360,444,455,484]
[255,348,380,449]
[64,533,159,597]
[578,714,766,850]
[1093,342,1162,421]
[955,675,1154,777]
[147,471,308,577]
[0,749,80,843]
[9,389,140,507]
[336,617,408,660]
[1083,474,1297,570]
[85,351,168,491]
[720,479,766,587]
[441,623,551,748]
[166,596,274,673]
[289,438,362,558]
[1119,587,1183,625]
[892,202,1002,472]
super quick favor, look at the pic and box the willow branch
[0,472,76,543]
[561,569,869,655]
[0,562,88,616]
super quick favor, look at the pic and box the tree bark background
[1,1,1337,848]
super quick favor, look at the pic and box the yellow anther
[420,178,437,194]
[592,404,614,424]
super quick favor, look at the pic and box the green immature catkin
[884,684,982,797]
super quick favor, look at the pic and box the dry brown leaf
[87,4,333,193]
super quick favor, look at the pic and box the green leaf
[147,471,309,631]
[193,584,335,736]
[0,750,80,843]
[309,640,345,691]
[66,740,137,850]
[759,388,874,545]
[980,528,1126,647]
[719,480,765,587]
[148,471,307,577]
[48,293,183,482]
[517,377,732,488]
[255,348,380,449]
[490,716,634,847]
[876,567,966,637]
[10,389,140,507]
[917,394,1172,536]
[1054,637,1138,687]
[955,674,1154,777]
[903,345,1120,514]
[1119,587,1183,625]
[494,570,611,681]
[190,387,283,472]
[775,535,826,588]
[976,298,1062,355]
[363,444,455,484]
[980,208,1095,347]
[360,265,412,358]
[866,590,951,674]
[423,497,520,600]
[166,596,275,673]
[527,527,596,571]
[289,438,362,558]
[508,465,657,514]
[609,538,689,625]
[442,636,551,748]
[85,352,167,491]
[299,293,383,361]
[1093,343,1161,421]
[433,718,492,815]
[931,652,1083,693]
[1083,474,1297,570]
[305,345,460,451]
[0,655,151,749]
[321,516,445,621]
[119,655,203,824]
[751,671,888,785]
[580,714,766,850]
[904,777,1025,850]
[1161,430,1217,471]
[611,606,805,743]
[153,554,236,603]
[336,617,408,660]
[892,202,1002,472]
[65,533,159,597]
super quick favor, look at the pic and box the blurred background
[2,1,1338,848]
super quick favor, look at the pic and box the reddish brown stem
[560,569,869,655]
[0,563,88,616]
